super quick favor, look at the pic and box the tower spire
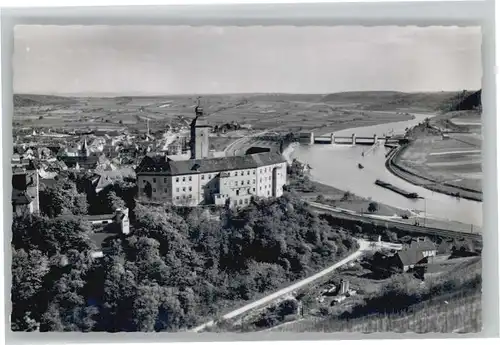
[81,136,90,157]
[195,97,203,117]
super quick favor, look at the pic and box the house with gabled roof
[393,237,437,272]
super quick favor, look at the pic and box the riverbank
[388,143,483,202]
[283,141,481,232]
[387,110,482,202]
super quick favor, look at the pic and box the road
[223,130,268,156]
[305,201,481,241]
[224,129,285,156]
[190,239,401,333]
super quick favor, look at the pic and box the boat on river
[375,179,420,199]
[358,163,364,169]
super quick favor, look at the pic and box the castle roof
[136,152,286,176]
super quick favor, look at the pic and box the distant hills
[14,90,482,113]
[14,94,78,107]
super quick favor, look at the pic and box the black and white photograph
[10,24,483,333]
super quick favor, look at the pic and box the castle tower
[189,98,211,159]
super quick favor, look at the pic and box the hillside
[14,94,79,107]
[453,90,482,111]
[322,91,463,112]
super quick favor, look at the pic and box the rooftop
[136,152,286,176]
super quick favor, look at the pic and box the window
[241,171,244,176]
[259,186,262,190]
[267,191,270,196]
[176,188,179,192]
[247,180,250,185]
[164,188,168,192]
[189,176,192,181]
[176,177,179,182]
[260,178,262,182]
[234,200,238,206]
[202,174,205,180]
[247,171,250,175]
[188,187,192,192]
[182,177,186,182]
[182,187,186,192]
[241,181,244,186]
[176,196,179,200]
[253,170,255,175]
[153,188,156,192]
[253,179,256,184]
[253,188,256,192]
[188,194,192,198]
[236,190,240,196]
[153,178,156,183]
[234,172,238,177]
[164,178,167,183]
[239,199,243,205]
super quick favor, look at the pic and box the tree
[11,249,50,330]
[12,214,94,256]
[106,191,126,211]
[39,178,88,217]
[132,283,162,332]
[368,202,379,213]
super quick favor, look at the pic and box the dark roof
[397,250,423,267]
[12,190,32,205]
[136,152,286,176]
[397,239,437,266]
[61,155,99,169]
[83,213,115,221]
[90,230,120,249]
[40,178,58,188]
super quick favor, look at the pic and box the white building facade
[136,153,287,207]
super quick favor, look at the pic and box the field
[394,110,482,200]
[13,91,459,136]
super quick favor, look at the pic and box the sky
[13,25,482,96]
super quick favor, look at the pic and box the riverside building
[136,103,287,207]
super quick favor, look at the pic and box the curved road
[190,239,403,333]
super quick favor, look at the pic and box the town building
[11,161,40,216]
[136,103,287,207]
[83,208,131,258]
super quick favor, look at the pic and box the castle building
[136,103,287,207]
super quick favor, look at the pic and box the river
[290,113,483,227]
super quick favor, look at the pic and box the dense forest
[11,175,358,332]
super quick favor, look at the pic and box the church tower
[80,137,90,157]
[189,99,211,159]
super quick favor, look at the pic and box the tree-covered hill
[11,176,357,332]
